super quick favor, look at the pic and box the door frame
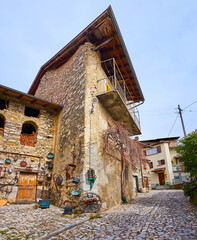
[133,175,139,192]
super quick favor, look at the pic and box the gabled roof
[140,136,180,147]
[28,6,144,103]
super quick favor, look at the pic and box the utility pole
[178,104,186,137]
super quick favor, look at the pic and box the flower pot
[38,200,51,209]
[72,177,80,184]
[35,204,40,209]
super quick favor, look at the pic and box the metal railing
[97,58,140,130]
[172,166,181,171]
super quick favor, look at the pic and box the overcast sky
[1,0,197,140]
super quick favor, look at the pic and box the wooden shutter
[157,146,161,153]
[161,159,165,165]
[149,162,153,168]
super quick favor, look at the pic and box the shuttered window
[149,162,153,168]
[147,145,162,155]
[158,159,165,165]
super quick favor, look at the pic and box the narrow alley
[57,190,197,240]
[0,190,197,239]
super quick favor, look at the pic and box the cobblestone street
[0,190,197,239]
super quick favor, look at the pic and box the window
[147,146,161,155]
[20,121,37,147]
[0,98,9,110]
[24,106,40,118]
[0,114,5,136]
[158,159,165,166]
[149,162,153,168]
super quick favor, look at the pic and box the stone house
[0,85,62,202]
[0,6,147,209]
[140,137,189,189]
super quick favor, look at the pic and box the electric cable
[183,100,197,110]
[167,114,179,137]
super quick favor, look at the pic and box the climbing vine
[103,121,147,200]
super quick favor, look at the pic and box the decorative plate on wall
[20,161,27,167]
[5,158,11,164]
[47,153,54,159]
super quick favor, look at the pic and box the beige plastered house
[140,137,189,189]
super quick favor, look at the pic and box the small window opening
[0,115,5,136]
[21,123,36,134]
[24,106,40,118]
[0,99,9,110]
[20,122,37,147]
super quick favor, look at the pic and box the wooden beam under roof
[93,37,114,51]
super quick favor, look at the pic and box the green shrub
[184,178,197,198]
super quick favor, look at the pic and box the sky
[1,0,197,140]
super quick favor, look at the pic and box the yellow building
[140,137,189,189]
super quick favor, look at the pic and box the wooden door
[17,172,37,203]
[158,173,165,185]
[144,177,149,189]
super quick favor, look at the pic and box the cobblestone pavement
[0,190,197,239]
[0,204,87,240]
[58,190,197,240]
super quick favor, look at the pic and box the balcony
[96,58,141,135]
[172,165,185,172]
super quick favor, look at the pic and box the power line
[168,114,179,137]
[183,100,197,110]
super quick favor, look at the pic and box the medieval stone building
[0,6,148,209]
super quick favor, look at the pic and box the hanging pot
[72,177,80,184]
[47,153,54,159]
[56,175,63,186]
[46,173,51,178]
[5,158,11,164]
[48,164,53,170]
[20,161,27,167]
[0,160,4,165]
[8,168,12,174]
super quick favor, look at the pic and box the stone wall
[34,44,87,206]
[31,41,141,209]
[83,42,135,209]
[0,94,58,202]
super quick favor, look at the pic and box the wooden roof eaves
[28,6,144,102]
[108,6,144,102]
[0,84,63,111]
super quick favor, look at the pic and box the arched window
[20,121,38,147]
[0,114,5,136]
